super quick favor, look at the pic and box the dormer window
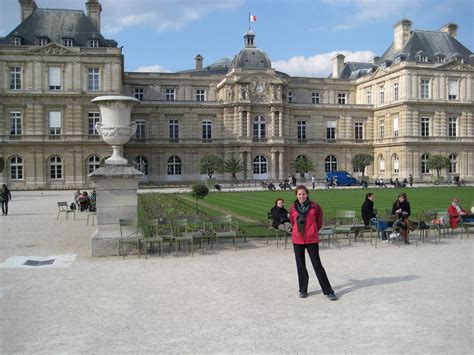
[11,37,22,46]
[416,51,428,62]
[88,39,99,48]
[434,52,445,63]
[37,37,49,46]
[63,38,74,47]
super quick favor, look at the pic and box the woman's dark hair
[294,185,309,195]
[366,192,373,199]
[274,198,284,205]
[394,192,408,208]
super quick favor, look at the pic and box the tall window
[88,112,100,135]
[297,120,306,140]
[379,120,385,139]
[10,111,22,136]
[10,156,23,180]
[134,156,148,175]
[88,68,100,91]
[311,92,320,104]
[288,91,293,103]
[253,116,266,139]
[420,79,430,99]
[48,67,61,90]
[50,156,62,179]
[379,85,385,104]
[135,120,145,140]
[196,89,206,101]
[448,117,457,137]
[338,93,346,104]
[169,119,179,141]
[448,79,458,100]
[448,153,457,173]
[366,90,372,104]
[165,88,175,101]
[421,153,429,174]
[354,122,363,140]
[326,121,336,140]
[88,156,100,173]
[49,111,61,136]
[393,116,399,137]
[325,155,337,172]
[134,88,144,100]
[167,156,182,175]
[392,154,399,174]
[393,82,399,101]
[253,155,267,174]
[202,120,212,141]
[378,155,385,173]
[9,67,22,90]
[421,117,430,137]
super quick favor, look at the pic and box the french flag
[249,14,256,22]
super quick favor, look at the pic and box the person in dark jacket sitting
[361,193,376,225]
[271,198,291,232]
[392,192,411,244]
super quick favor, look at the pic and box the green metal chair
[57,201,75,220]
[334,210,357,245]
[185,215,208,251]
[418,211,440,244]
[209,214,238,251]
[118,219,143,259]
[172,218,194,256]
[266,212,289,248]
[141,219,165,259]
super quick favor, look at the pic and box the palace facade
[1,1,473,189]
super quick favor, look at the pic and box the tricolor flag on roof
[249,14,256,22]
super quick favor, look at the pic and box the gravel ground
[0,190,472,354]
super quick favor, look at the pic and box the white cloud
[321,0,422,30]
[272,50,376,77]
[133,64,171,73]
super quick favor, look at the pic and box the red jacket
[447,205,466,229]
[289,201,323,244]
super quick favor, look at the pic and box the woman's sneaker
[327,293,338,301]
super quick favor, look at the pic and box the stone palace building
[1,0,473,189]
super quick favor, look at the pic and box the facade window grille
[448,80,458,100]
[202,120,212,140]
[169,119,179,141]
[366,90,372,104]
[10,111,22,136]
[253,115,266,139]
[354,122,363,140]
[88,68,100,91]
[9,67,22,90]
[338,93,346,104]
[379,85,385,104]
[88,156,100,173]
[10,156,23,180]
[165,88,175,101]
[448,117,457,137]
[326,121,336,140]
[393,82,399,101]
[135,120,145,139]
[196,89,206,101]
[421,153,430,174]
[88,112,100,135]
[253,155,267,174]
[448,153,457,173]
[48,67,61,90]
[288,91,293,103]
[134,88,144,100]
[311,92,320,104]
[134,156,148,175]
[325,155,337,172]
[167,156,182,175]
[297,121,306,140]
[420,79,430,99]
[421,117,430,137]
[379,120,384,139]
[393,116,399,137]
[49,111,62,136]
[50,156,62,179]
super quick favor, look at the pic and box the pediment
[436,60,472,71]
[27,43,79,55]
[369,67,388,80]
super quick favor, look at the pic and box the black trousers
[1,201,8,215]
[293,243,334,295]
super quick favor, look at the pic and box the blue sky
[1,0,473,77]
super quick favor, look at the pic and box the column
[279,150,285,180]
[246,111,251,137]
[271,151,277,181]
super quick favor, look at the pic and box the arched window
[134,156,148,175]
[421,153,430,174]
[324,155,337,172]
[167,156,181,175]
[378,155,385,173]
[88,155,100,173]
[392,154,399,174]
[10,156,23,180]
[253,155,267,174]
[448,153,457,173]
[253,115,266,139]
[50,156,62,179]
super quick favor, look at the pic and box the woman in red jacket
[447,197,468,229]
[289,185,337,301]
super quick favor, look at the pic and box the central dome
[231,30,272,69]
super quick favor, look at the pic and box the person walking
[311,175,316,190]
[1,184,12,216]
[392,192,411,244]
[289,185,337,301]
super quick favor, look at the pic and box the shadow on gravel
[334,274,420,297]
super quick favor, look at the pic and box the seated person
[214,184,222,192]
[361,192,387,240]
[270,198,291,232]
[448,198,474,229]
[78,191,90,211]
[392,193,411,244]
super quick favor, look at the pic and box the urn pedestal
[89,96,143,257]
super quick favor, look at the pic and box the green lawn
[200,186,474,221]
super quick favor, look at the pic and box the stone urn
[91,95,140,165]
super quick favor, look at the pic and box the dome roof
[231,29,271,69]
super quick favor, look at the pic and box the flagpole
[248,12,250,30]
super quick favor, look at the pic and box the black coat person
[361,193,376,226]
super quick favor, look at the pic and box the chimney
[440,23,458,39]
[393,19,412,52]
[195,54,203,70]
[86,0,102,31]
[332,53,345,79]
[19,0,37,21]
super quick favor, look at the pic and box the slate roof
[377,30,472,64]
[0,8,116,47]
[230,47,272,69]
[337,62,377,79]
[177,58,233,75]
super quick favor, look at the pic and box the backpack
[70,203,77,210]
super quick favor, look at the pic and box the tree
[224,157,244,180]
[427,155,450,180]
[351,154,374,176]
[191,182,209,211]
[199,155,224,179]
[292,155,315,178]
